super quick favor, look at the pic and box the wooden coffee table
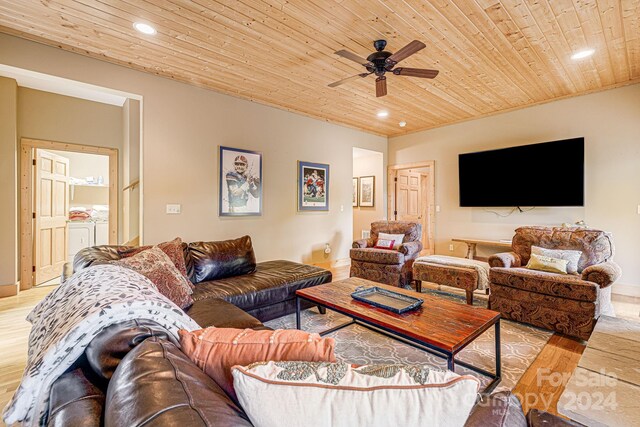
[296,277,502,392]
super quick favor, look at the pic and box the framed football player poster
[298,161,329,211]
[219,146,262,216]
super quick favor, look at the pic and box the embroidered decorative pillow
[112,246,194,308]
[526,253,569,274]
[179,328,335,403]
[374,239,395,250]
[118,237,192,287]
[377,232,405,250]
[531,246,582,274]
[232,361,480,427]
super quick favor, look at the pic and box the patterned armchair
[350,221,423,287]
[489,226,621,340]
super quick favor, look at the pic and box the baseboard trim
[612,283,640,298]
[0,283,19,298]
[311,258,350,269]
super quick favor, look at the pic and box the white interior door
[34,150,69,284]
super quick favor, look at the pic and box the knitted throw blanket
[2,264,200,426]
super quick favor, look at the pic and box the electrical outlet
[436,205,441,213]
[166,204,181,214]
[637,204,640,215]
[449,244,454,251]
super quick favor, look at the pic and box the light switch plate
[166,204,181,214]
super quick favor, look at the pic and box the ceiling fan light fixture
[571,49,595,60]
[399,121,407,127]
[377,110,389,118]
[133,22,157,35]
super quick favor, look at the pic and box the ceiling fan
[328,39,439,97]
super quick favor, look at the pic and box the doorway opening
[387,161,435,255]
[20,139,118,289]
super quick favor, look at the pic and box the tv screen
[459,138,584,207]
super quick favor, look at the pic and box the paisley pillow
[117,237,191,287]
[112,246,193,309]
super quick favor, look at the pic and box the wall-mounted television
[458,138,584,207]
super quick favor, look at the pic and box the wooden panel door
[34,150,69,284]
[396,170,422,222]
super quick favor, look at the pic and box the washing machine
[67,221,95,262]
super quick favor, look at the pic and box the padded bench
[413,255,490,305]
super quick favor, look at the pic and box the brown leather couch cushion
[186,298,264,329]
[85,319,171,381]
[48,366,105,427]
[105,337,252,427]
[464,391,527,427]
[187,236,257,283]
[72,245,131,273]
[192,260,332,312]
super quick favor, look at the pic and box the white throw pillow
[232,361,480,427]
[377,232,406,250]
[531,246,582,274]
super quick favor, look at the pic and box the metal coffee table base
[296,296,502,394]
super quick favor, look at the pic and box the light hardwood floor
[0,266,637,424]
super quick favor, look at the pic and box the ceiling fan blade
[335,49,374,67]
[392,67,439,78]
[328,72,371,88]
[376,76,387,97]
[386,40,426,65]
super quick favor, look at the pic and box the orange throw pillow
[179,328,335,402]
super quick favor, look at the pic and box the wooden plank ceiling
[1,0,639,136]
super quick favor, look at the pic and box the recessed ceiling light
[571,49,595,60]
[133,22,157,35]
[399,121,407,127]
[377,111,389,118]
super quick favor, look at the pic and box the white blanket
[415,255,491,291]
[2,264,200,426]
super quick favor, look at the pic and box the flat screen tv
[459,138,584,207]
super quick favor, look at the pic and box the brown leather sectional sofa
[50,236,576,426]
[63,236,332,324]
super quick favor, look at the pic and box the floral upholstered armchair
[350,221,423,287]
[488,226,621,340]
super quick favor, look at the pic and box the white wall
[353,148,385,241]
[0,34,387,273]
[389,84,640,296]
[48,150,110,184]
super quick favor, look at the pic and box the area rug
[265,289,552,391]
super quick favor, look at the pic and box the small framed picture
[352,177,359,207]
[219,146,262,216]
[359,175,375,207]
[298,161,329,211]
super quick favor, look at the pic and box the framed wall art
[359,175,375,207]
[298,161,329,211]
[352,177,359,207]
[219,146,262,216]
